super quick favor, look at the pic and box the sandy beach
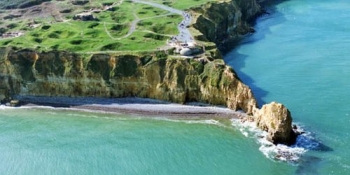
[13,96,246,119]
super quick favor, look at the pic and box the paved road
[132,0,194,44]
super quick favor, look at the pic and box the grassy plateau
[0,0,217,53]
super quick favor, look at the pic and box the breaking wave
[161,118,224,126]
[231,119,323,164]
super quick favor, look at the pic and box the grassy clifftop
[0,0,217,53]
[0,0,265,114]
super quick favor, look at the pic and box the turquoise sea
[1,0,350,174]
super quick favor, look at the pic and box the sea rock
[254,102,297,145]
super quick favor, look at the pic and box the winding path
[78,0,197,54]
[131,0,194,44]
[105,0,195,44]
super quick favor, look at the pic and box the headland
[0,0,296,145]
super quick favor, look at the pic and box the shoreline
[13,96,247,119]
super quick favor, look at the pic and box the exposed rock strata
[0,48,256,114]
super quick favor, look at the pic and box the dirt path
[131,0,194,44]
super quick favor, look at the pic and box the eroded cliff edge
[189,0,263,53]
[0,0,296,145]
[0,48,256,113]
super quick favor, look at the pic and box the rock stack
[253,102,297,145]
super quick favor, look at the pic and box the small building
[73,12,96,21]
[1,32,24,38]
[180,48,193,56]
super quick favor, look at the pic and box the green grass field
[0,0,217,53]
[152,0,217,10]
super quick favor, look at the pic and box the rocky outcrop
[188,0,296,145]
[254,102,297,145]
[0,48,257,113]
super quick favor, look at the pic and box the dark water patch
[225,49,268,106]
[295,132,333,152]
[291,125,332,174]
[224,8,287,106]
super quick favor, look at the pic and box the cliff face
[189,0,297,144]
[0,48,256,113]
[190,0,263,53]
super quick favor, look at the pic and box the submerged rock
[254,102,297,145]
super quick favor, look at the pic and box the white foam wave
[231,119,310,163]
[162,118,223,126]
[0,105,13,109]
[18,105,56,110]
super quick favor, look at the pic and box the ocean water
[1,0,350,174]
[0,107,295,175]
[225,0,350,174]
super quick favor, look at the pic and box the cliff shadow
[224,49,268,106]
[223,2,288,107]
[293,127,333,175]
[248,5,287,42]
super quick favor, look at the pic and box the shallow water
[1,0,350,174]
[0,107,294,175]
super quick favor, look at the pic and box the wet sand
[14,96,246,119]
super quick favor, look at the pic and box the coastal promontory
[0,0,296,144]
